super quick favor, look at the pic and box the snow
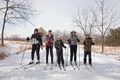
[0,45,120,80]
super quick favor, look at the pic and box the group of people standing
[26,28,95,68]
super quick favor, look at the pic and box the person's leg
[57,51,61,67]
[84,51,87,65]
[46,46,49,64]
[74,45,77,64]
[88,51,92,66]
[29,44,36,64]
[61,52,65,67]
[70,45,73,64]
[50,46,53,64]
[36,44,40,64]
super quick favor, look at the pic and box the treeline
[1,27,120,47]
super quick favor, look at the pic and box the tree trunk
[1,0,9,46]
[101,35,104,54]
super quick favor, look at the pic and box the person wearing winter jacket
[55,36,66,68]
[83,34,95,66]
[46,30,54,64]
[27,28,43,64]
[68,30,80,65]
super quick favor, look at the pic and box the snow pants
[84,51,92,64]
[46,46,53,64]
[70,45,77,62]
[31,44,40,61]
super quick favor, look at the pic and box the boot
[36,61,40,64]
[29,61,34,65]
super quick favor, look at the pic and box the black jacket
[55,40,66,52]
[31,33,43,46]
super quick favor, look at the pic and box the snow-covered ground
[0,45,120,80]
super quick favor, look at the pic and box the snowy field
[0,45,120,80]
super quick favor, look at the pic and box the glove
[64,46,66,49]
[26,37,30,41]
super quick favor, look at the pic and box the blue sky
[0,0,120,38]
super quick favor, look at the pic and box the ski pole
[41,47,45,63]
[66,45,69,66]
[20,41,28,65]
[93,46,95,66]
[78,45,80,66]
[65,47,67,66]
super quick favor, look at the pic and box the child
[55,36,66,68]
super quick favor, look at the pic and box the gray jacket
[68,35,80,45]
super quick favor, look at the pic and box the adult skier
[68,30,80,65]
[46,30,54,64]
[83,34,95,66]
[27,28,43,64]
[55,36,66,68]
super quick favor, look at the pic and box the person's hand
[41,46,43,50]
[26,37,30,41]
[64,46,66,49]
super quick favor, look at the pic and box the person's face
[57,37,61,40]
[86,35,90,38]
[48,31,52,35]
[72,32,76,35]
[34,31,38,34]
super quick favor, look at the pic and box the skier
[83,34,95,66]
[68,30,80,65]
[46,30,54,64]
[55,36,66,68]
[27,28,43,64]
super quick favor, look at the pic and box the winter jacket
[46,35,54,46]
[31,33,43,46]
[68,35,80,45]
[55,40,66,52]
[83,37,94,52]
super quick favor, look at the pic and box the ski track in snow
[0,46,120,80]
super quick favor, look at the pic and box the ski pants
[31,44,40,61]
[70,45,77,62]
[57,50,64,66]
[46,46,53,64]
[84,51,92,64]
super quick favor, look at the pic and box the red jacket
[46,35,54,46]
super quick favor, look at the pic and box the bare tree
[94,0,117,53]
[0,0,39,46]
[73,8,97,36]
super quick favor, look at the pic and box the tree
[73,8,97,36]
[38,27,47,42]
[0,0,39,46]
[105,27,120,46]
[94,0,117,53]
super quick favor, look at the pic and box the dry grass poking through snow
[16,42,32,54]
[80,45,120,55]
[0,51,8,60]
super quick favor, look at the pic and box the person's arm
[26,34,33,41]
[62,40,66,48]
[55,41,59,50]
[52,35,55,43]
[92,40,95,45]
[39,35,43,46]
[77,35,80,42]
[83,39,86,45]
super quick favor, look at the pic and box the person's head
[71,30,76,36]
[57,36,61,41]
[86,34,90,38]
[34,28,38,34]
[48,30,52,35]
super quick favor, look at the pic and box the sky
[0,0,120,38]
